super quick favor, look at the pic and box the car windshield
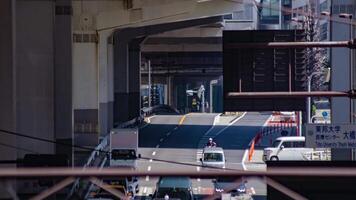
[156,188,192,200]
[204,153,223,162]
[111,149,136,160]
[272,140,281,148]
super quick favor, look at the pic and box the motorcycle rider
[206,138,217,147]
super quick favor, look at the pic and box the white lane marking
[147,166,151,171]
[174,127,178,130]
[149,159,153,162]
[242,149,248,171]
[143,187,148,194]
[152,151,156,156]
[214,112,247,138]
[166,132,171,136]
[196,166,201,172]
[156,145,159,148]
[146,176,150,181]
[160,138,164,142]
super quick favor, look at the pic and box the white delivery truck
[110,128,140,168]
[93,128,140,199]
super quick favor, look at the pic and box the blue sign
[322,111,328,118]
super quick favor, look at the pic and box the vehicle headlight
[264,150,273,155]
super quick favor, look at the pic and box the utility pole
[148,60,151,108]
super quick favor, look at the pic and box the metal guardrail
[84,156,108,199]
[67,135,109,199]
[302,149,331,161]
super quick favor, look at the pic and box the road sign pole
[148,60,151,108]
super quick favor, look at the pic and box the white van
[263,136,313,161]
[200,147,226,168]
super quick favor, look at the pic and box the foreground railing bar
[29,177,75,200]
[265,177,309,200]
[227,91,349,98]
[3,167,356,178]
[89,176,127,200]
[225,40,355,49]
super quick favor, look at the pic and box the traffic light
[150,85,160,106]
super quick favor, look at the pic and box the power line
[0,129,243,172]
[0,129,98,153]
[0,141,39,154]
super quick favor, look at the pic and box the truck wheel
[270,156,279,161]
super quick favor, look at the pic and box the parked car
[200,147,226,168]
[263,136,313,161]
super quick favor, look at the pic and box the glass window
[272,140,281,147]
[293,141,305,148]
[340,4,346,13]
[204,153,223,162]
[111,149,136,160]
[332,5,340,15]
[281,141,292,148]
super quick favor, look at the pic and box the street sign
[306,124,356,148]
[322,111,328,119]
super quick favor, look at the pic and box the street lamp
[339,13,353,123]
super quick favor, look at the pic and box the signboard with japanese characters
[306,124,356,148]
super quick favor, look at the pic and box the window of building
[259,0,280,24]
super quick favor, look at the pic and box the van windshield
[204,153,223,162]
[272,140,281,148]
[111,149,136,160]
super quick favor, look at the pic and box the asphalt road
[136,112,270,199]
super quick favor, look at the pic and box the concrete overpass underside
[0,0,249,171]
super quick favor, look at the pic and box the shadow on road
[139,124,272,150]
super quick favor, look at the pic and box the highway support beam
[113,15,223,123]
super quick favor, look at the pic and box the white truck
[106,128,140,198]
[110,128,140,168]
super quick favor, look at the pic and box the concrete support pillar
[114,38,130,123]
[16,0,58,157]
[98,31,114,136]
[113,33,145,123]
[128,38,144,120]
[54,0,73,165]
[167,76,172,106]
[0,0,16,163]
